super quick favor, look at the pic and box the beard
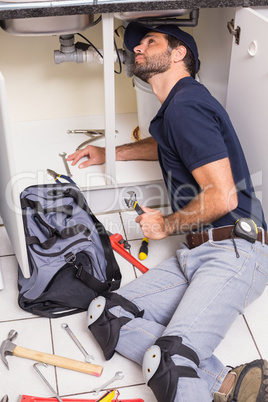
[133,50,172,82]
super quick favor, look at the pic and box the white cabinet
[195,7,268,220]
[226,7,268,219]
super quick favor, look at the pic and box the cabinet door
[226,7,268,220]
[0,72,30,277]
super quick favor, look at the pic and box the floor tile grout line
[48,318,62,395]
[242,314,263,359]
[0,253,16,258]
[119,211,127,241]
[0,316,46,324]
[119,211,140,279]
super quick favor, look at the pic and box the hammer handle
[13,345,103,376]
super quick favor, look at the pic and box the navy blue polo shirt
[149,77,266,229]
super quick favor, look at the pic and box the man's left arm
[136,157,238,240]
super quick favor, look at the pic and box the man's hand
[67,145,105,169]
[135,158,238,239]
[67,137,158,169]
[135,206,169,240]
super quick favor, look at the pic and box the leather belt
[186,225,268,250]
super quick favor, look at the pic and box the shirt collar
[155,76,195,118]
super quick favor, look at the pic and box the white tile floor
[0,209,268,402]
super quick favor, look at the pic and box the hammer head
[0,330,18,370]
[124,191,137,209]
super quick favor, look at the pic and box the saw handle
[13,345,103,376]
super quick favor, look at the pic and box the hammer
[124,191,144,215]
[0,330,103,377]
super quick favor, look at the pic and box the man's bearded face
[133,50,172,82]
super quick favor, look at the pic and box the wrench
[124,191,144,215]
[59,152,72,177]
[91,371,124,395]
[61,323,94,363]
[33,363,63,402]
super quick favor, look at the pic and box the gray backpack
[18,183,122,318]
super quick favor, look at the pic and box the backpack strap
[21,197,73,216]
[65,188,122,291]
[26,223,89,250]
[76,266,113,293]
[21,195,90,250]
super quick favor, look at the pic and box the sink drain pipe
[54,34,122,64]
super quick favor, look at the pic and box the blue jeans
[110,229,268,401]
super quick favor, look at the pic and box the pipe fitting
[59,34,76,53]
[54,48,84,64]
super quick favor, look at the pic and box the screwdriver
[96,390,118,402]
[139,237,149,260]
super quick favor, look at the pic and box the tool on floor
[138,237,149,260]
[96,390,119,402]
[59,152,72,177]
[61,323,94,363]
[91,371,124,395]
[108,232,148,274]
[33,363,63,402]
[47,169,76,184]
[0,330,103,376]
[124,191,144,215]
[0,396,8,402]
[18,395,144,402]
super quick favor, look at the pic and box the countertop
[0,0,268,20]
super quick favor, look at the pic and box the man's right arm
[67,136,158,169]
[116,137,158,161]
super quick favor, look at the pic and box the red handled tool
[18,396,144,402]
[108,233,148,274]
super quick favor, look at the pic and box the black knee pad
[87,292,144,360]
[142,336,200,402]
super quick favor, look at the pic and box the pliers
[47,169,76,185]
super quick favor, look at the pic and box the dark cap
[124,21,199,73]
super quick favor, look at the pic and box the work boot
[213,359,268,401]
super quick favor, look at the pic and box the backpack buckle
[64,252,76,264]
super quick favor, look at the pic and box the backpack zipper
[30,237,92,257]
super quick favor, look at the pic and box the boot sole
[257,359,268,402]
[230,359,268,401]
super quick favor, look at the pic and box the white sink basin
[0,14,93,36]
